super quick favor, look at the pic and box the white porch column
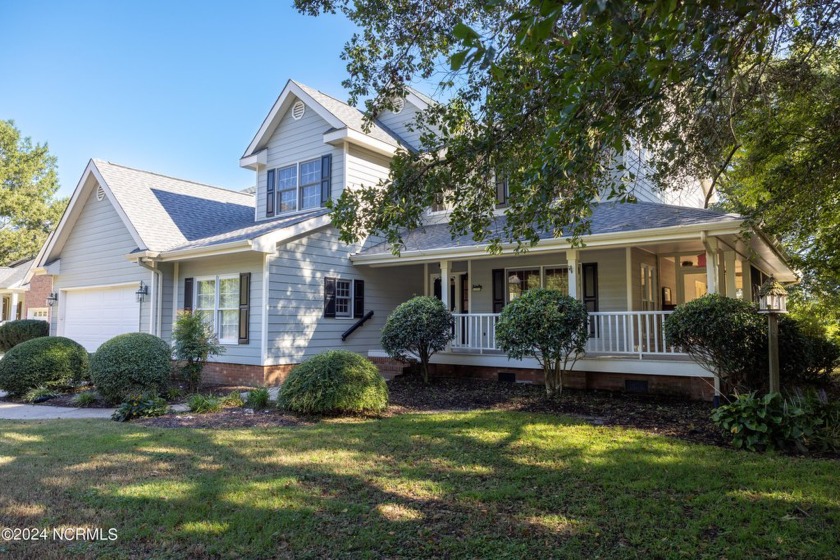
[566,249,579,299]
[10,293,19,320]
[724,250,737,298]
[741,257,753,302]
[439,260,450,310]
[703,237,719,295]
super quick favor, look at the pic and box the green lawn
[0,412,838,559]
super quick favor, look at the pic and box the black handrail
[341,310,374,341]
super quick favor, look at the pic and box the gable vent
[96,186,105,201]
[392,98,405,114]
[292,100,305,120]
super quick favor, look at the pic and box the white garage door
[62,285,138,351]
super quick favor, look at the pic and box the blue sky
[0,1,358,197]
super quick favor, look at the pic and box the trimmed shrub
[496,289,589,399]
[0,319,49,352]
[381,296,453,383]
[187,394,222,413]
[0,336,89,396]
[90,333,171,404]
[172,310,225,392]
[246,387,270,410]
[112,395,169,422]
[278,350,388,414]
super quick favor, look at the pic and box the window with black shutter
[320,154,332,206]
[323,277,336,318]
[238,272,251,344]
[183,278,194,311]
[353,279,364,318]
[491,269,505,312]
[266,169,275,217]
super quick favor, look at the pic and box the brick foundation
[201,363,297,387]
[369,356,410,380]
[25,274,53,320]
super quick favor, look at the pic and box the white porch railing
[450,311,686,358]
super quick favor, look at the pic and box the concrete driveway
[0,391,114,420]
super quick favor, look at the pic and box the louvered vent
[96,186,105,201]
[292,100,305,120]
[392,98,405,114]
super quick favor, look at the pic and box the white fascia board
[405,90,430,111]
[149,241,254,262]
[351,220,745,266]
[242,80,347,159]
[38,160,147,266]
[251,214,332,253]
[323,128,397,157]
[239,149,268,170]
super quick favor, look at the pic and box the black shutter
[323,277,336,318]
[320,154,332,206]
[184,278,194,311]
[266,169,275,217]
[238,272,251,344]
[353,279,364,318]
[492,269,505,313]
[495,175,508,207]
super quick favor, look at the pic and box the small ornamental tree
[381,296,453,383]
[664,294,767,393]
[496,289,589,399]
[172,310,225,392]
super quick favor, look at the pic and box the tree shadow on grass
[0,413,838,559]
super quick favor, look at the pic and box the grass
[0,411,838,559]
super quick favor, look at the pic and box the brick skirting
[201,363,296,387]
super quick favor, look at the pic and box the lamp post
[757,277,788,394]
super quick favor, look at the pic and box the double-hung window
[266,155,332,216]
[188,274,250,345]
[323,277,364,319]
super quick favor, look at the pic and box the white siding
[255,96,344,221]
[159,262,175,342]
[177,253,264,365]
[266,227,424,365]
[51,185,150,337]
[377,102,425,150]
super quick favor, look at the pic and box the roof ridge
[94,159,254,198]
[600,198,736,216]
[293,81,359,114]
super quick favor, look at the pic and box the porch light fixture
[46,292,58,307]
[135,281,149,303]
[758,277,788,393]
[472,284,483,292]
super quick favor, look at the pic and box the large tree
[295,0,839,255]
[0,120,66,264]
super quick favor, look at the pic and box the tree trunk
[544,362,563,399]
[420,350,430,383]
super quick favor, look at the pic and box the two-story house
[33,79,795,398]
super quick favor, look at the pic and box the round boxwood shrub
[90,333,171,403]
[0,319,50,352]
[0,336,89,396]
[278,350,388,414]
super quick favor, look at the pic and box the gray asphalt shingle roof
[0,258,34,289]
[358,201,742,256]
[94,161,326,253]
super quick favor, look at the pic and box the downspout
[137,259,163,337]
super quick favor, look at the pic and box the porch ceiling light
[758,277,788,314]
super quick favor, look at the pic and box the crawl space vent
[625,379,649,393]
[498,372,516,383]
[96,186,105,201]
[292,100,305,120]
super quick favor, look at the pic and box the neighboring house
[34,79,795,398]
[0,258,42,323]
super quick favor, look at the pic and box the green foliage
[712,391,839,453]
[0,336,89,396]
[220,391,244,408]
[187,394,222,414]
[72,392,98,408]
[278,350,388,415]
[381,296,453,383]
[665,295,840,392]
[111,395,169,422]
[172,310,225,392]
[23,385,58,403]
[90,333,171,404]
[246,387,270,410]
[296,0,835,256]
[0,120,67,264]
[0,319,49,352]
[165,386,184,401]
[496,289,588,399]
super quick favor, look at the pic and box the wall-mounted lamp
[135,281,149,303]
[472,284,483,292]
[46,292,58,307]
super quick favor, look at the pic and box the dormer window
[265,155,332,217]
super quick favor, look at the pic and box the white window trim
[271,157,323,216]
[334,278,353,318]
[194,274,240,345]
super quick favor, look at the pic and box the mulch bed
[134,408,313,429]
